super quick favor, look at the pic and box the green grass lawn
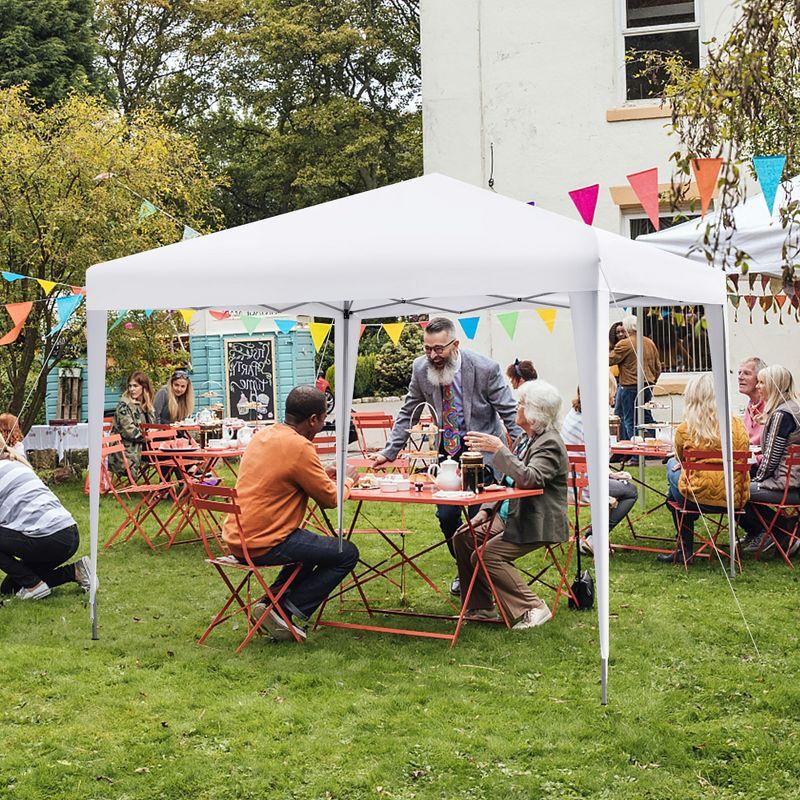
[2,470,800,799]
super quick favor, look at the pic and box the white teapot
[428,458,461,491]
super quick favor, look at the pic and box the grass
[2,470,800,799]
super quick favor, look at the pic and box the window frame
[617,0,704,105]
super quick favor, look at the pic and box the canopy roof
[639,175,800,276]
[86,174,725,314]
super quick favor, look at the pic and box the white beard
[426,353,459,386]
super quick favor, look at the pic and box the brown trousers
[453,529,546,622]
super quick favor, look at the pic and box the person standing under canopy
[369,317,522,596]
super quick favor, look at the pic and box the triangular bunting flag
[37,279,57,296]
[769,277,784,295]
[383,322,406,346]
[359,324,366,339]
[209,310,230,320]
[727,273,739,291]
[752,155,786,216]
[626,167,660,230]
[535,308,558,333]
[0,302,33,345]
[567,184,600,225]
[109,311,127,331]
[759,296,773,315]
[179,309,196,325]
[71,286,86,295]
[182,226,200,240]
[497,311,519,340]
[2,271,25,282]
[457,316,480,340]
[775,293,788,324]
[419,321,429,330]
[138,200,158,221]
[241,315,262,335]
[49,294,83,336]
[274,319,297,334]
[144,309,154,318]
[309,322,332,352]
[760,275,771,292]
[690,158,723,217]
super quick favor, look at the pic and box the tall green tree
[643,0,800,281]
[0,0,99,104]
[0,87,221,429]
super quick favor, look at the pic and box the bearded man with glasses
[370,317,522,595]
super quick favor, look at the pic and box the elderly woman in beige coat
[454,379,569,630]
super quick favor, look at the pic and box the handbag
[567,463,595,611]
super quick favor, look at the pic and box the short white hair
[621,314,637,334]
[517,379,562,432]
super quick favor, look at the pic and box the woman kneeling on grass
[659,373,749,565]
[0,434,96,601]
[454,380,569,630]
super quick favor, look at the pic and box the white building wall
[420,0,794,406]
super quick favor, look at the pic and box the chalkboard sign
[224,336,277,422]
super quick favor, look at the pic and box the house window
[623,0,700,101]
[628,215,710,373]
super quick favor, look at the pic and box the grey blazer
[380,349,523,462]
[489,430,569,546]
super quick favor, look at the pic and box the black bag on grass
[567,462,594,611]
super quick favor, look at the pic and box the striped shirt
[0,460,76,537]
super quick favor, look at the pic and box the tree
[0,0,100,104]
[641,0,800,282]
[0,87,221,430]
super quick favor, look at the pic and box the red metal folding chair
[195,484,303,651]
[351,411,394,456]
[101,435,178,551]
[667,448,751,571]
[82,417,115,495]
[748,444,800,568]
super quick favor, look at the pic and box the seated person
[738,356,767,471]
[153,369,195,424]
[506,359,537,391]
[453,380,569,629]
[560,376,638,554]
[109,371,155,476]
[739,364,800,555]
[658,373,749,565]
[0,435,96,600]
[223,385,359,641]
[0,414,26,459]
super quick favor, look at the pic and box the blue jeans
[250,528,359,620]
[616,385,655,440]
[666,456,681,496]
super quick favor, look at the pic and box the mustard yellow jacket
[674,417,750,509]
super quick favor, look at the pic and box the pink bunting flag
[626,167,660,230]
[568,184,600,225]
[209,310,230,320]
[0,302,33,345]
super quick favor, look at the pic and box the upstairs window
[623,0,700,101]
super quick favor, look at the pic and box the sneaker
[74,556,99,594]
[466,608,500,621]
[580,535,594,555]
[512,604,551,630]
[251,603,306,642]
[449,577,461,597]
[15,582,51,601]
[787,537,800,558]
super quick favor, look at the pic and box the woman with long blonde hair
[658,373,750,565]
[108,371,155,475]
[153,369,195,424]
[0,432,96,600]
[740,365,800,556]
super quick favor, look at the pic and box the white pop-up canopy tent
[85,173,734,703]
[638,176,800,274]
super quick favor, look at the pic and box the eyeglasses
[423,340,455,355]
[172,370,190,380]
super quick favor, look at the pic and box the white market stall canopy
[85,173,734,704]
[638,175,800,276]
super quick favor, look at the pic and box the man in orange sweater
[224,385,359,641]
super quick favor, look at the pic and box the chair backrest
[314,434,337,457]
[143,426,178,445]
[100,434,139,486]
[681,448,751,475]
[191,483,240,559]
[351,411,394,455]
[773,444,800,504]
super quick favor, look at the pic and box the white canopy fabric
[638,175,800,276]
[85,173,733,703]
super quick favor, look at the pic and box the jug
[427,458,461,491]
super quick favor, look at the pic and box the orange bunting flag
[690,158,723,218]
[382,322,405,346]
[309,321,332,352]
[209,310,230,320]
[0,302,34,345]
[535,308,557,333]
[626,167,660,230]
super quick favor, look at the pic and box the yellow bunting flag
[535,308,557,333]
[309,321,332,352]
[382,322,405,346]
[37,279,57,296]
[178,309,196,325]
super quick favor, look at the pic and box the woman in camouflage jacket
[108,371,156,476]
